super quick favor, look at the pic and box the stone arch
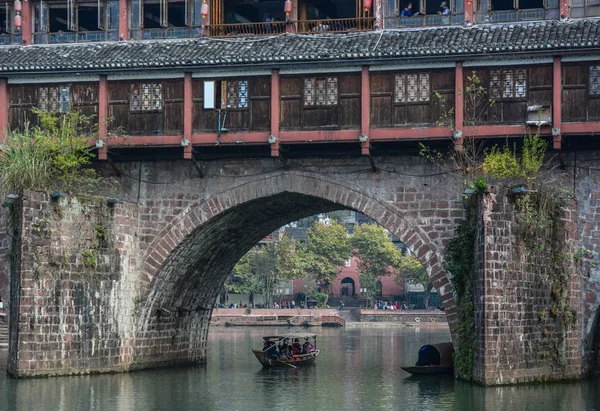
[132,171,459,368]
[142,171,456,315]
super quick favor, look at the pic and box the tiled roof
[1,19,599,74]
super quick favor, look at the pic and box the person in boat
[301,341,311,354]
[264,341,280,359]
[291,339,302,355]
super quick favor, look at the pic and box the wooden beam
[183,72,193,159]
[270,69,280,157]
[21,0,32,45]
[553,57,562,150]
[0,78,7,143]
[454,62,464,151]
[361,66,371,156]
[98,75,109,160]
[119,0,129,41]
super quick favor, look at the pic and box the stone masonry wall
[7,192,140,377]
[575,158,600,372]
[472,189,582,385]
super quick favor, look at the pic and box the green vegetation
[301,220,352,294]
[445,200,477,381]
[227,234,302,308]
[351,224,402,298]
[396,254,434,308]
[0,110,100,197]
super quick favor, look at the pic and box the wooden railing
[295,17,375,34]
[474,8,559,24]
[384,13,464,28]
[206,17,375,37]
[206,21,287,37]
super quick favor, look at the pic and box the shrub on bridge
[0,109,100,196]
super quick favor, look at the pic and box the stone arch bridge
[1,153,599,385]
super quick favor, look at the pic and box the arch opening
[134,173,458,368]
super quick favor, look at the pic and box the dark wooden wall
[279,74,361,131]
[370,70,454,128]
[192,77,270,133]
[465,66,552,125]
[562,64,600,122]
[8,82,99,130]
[5,65,598,137]
[108,80,183,136]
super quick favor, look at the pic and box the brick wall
[7,192,140,377]
[472,189,582,385]
[4,156,466,377]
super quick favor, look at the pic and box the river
[1,326,599,411]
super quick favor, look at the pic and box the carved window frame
[489,68,528,101]
[394,73,430,104]
[304,77,338,107]
[590,65,600,97]
[130,83,163,112]
[38,85,71,113]
[222,80,249,109]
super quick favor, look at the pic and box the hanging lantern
[200,0,209,18]
[363,0,372,13]
[14,0,23,31]
[14,14,22,30]
[284,0,293,18]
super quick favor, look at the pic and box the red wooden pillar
[98,75,108,160]
[553,57,562,150]
[119,0,129,40]
[0,78,8,143]
[454,62,464,151]
[183,73,193,160]
[270,69,280,157]
[21,0,32,45]
[374,0,383,29]
[559,0,569,19]
[464,0,474,25]
[361,66,370,156]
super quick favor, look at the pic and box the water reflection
[1,327,599,411]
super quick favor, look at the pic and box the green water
[1,326,599,411]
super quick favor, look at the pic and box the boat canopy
[415,342,454,367]
[262,333,317,342]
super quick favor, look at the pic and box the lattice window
[327,78,338,105]
[59,87,70,113]
[490,69,527,99]
[38,86,70,113]
[304,78,315,106]
[395,73,430,103]
[222,80,249,109]
[130,83,163,112]
[490,70,503,99]
[38,87,48,112]
[304,77,338,106]
[590,66,600,96]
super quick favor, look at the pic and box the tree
[301,221,352,297]
[228,233,303,307]
[351,223,402,298]
[396,253,433,308]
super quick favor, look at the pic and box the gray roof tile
[0,19,599,74]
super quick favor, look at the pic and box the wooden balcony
[206,17,375,38]
[206,21,288,37]
[294,17,375,34]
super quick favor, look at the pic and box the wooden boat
[401,342,454,375]
[252,332,320,368]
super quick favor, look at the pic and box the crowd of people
[263,338,315,360]
[373,300,409,310]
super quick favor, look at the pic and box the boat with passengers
[251,332,319,368]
